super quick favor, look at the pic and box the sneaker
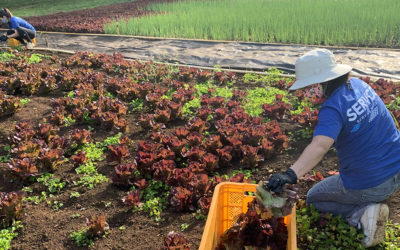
[27,42,34,49]
[360,203,389,248]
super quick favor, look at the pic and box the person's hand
[264,168,297,193]
[0,35,7,42]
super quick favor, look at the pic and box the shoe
[360,203,389,248]
[27,42,34,49]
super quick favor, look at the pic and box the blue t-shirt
[9,16,35,32]
[314,78,400,189]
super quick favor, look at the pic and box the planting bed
[25,0,177,34]
[0,49,398,249]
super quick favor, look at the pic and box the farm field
[0,49,398,249]
[22,0,400,48]
[4,0,137,17]
[105,0,400,48]
[24,0,176,34]
[0,0,399,248]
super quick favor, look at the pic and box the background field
[4,0,136,17]
[104,0,400,48]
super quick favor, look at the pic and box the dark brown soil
[1,96,398,250]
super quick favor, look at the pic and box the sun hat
[289,48,352,90]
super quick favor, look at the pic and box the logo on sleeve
[350,123,360,133]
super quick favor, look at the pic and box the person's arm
[265,106,341,193]
[7,17,19,39]
[7,29,19,39]
[290,135,334,178]
[265,135,334,193]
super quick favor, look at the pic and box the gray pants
[306,170,400,227]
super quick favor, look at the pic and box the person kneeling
[0,8,36,49]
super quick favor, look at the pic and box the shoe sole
[374,204,389,244]
[364,204,389,248]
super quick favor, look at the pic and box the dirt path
[34,32,400,80]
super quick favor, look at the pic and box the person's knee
[16,27,23,35]
[306,185,319,204]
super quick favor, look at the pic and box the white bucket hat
[289,49,352,90]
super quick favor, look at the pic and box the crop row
[25,0,178,33]
[105,0,400,47]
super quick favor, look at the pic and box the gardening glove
[265,168,297,194]
[0,35,7,42]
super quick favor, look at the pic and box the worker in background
[0,8,36,49]
[262,49,400,248]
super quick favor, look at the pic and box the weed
[213,87,232,99]
[289,127,314,142]
[213,65,222,73]
[137,180,170,222]
[105,92,116,98]
[380,221,400,248]
[180,223,189,231]
[22,191,47,205]
[0,146,11,163]
[101,133,122,148]
[21,187,33,193]
[37,173,66,193]
[27,54,43,64]
[0,221,23,249]
[47,200,64,211]
[244,87,288,117]
[70,228,94,247]
[182,98,201,117]
[67,91,75,98]
[19,98,30,106]
[64,116,76,126]
[297,203,364,249]
[73,135,121,190]
[243,68,287,86]
[74,173,108,189]
[0,155,10,163]
[130,98,144,111]
[0,52,15,62]
[193,209,207,220]
[81,143,104,161]
[231,169,253,179]
[70,192,80,198]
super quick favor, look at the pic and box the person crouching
[0,8,36,49]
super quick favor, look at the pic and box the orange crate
[199,182,296,250]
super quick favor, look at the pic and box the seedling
[47,200,63,211]
[70,192,80,198]
[20,98,30,106]
[180,223,189,231]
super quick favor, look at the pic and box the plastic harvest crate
[8,38,36,47]
[199,182,296,250]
